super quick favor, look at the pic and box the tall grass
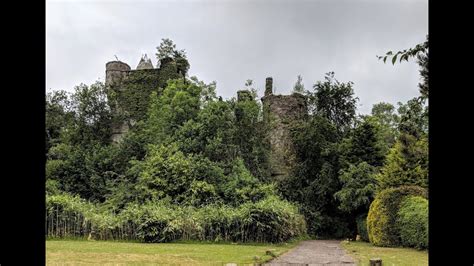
[46,193,306,243]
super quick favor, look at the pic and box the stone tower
[261,77,307,180]
[105,61,132,143]
[106,61,131,87]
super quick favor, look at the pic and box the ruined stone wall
[261,78,307,180]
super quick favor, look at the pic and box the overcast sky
[46,0,427,114]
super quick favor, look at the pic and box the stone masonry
[262,77,307,180]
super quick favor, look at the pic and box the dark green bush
[356,214,369,242]
[397,196,428,249]
[367,185,427,246]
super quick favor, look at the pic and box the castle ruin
[106,56,307,179]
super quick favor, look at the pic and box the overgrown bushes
[366,185,427,247]
[397,196,428,249]
[46,193,129,240]
[46,193,306,243]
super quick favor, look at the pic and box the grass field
[46,239,299,265]
[341,241,428,266]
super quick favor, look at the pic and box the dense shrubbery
[46,193,306,243]
[367,186,427,247]
[397,196,428,249]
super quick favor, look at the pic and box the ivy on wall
[108,59,185,124]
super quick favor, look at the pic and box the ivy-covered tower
[105,54,185,143]
[261,77,308,180]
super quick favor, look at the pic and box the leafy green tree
[284,73,359,237]
[156,38,178,60]
[176,99,237,164]
[67,82,112,147]
[46,82,121,202]
[397,98,428,138]
[47,82,112,149]
[308,72,358,134]
[334,162,377,213]
[343,118,386,167]
[371,102,399,131]
[282,115,350,237]
[135,143,224,205]
[333,117,385,237]
[370,102,399,151]
[145,79,202,145]
[46,90,74,152]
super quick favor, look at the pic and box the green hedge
[397,196,428,249]
[46,193,306,243]
[367,186,427,247]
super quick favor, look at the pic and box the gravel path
[265,240,355,266]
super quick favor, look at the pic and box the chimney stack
[265,77,273,96]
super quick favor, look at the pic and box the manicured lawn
[46,239,299,265]
[341,240,428,266]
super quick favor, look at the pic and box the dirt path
[265,240,355,266]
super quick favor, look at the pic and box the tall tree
[397,98,428,138]
[156,38,177,60]
[46,90,74,152]
[344,118,386,168]
[376,134,428,190]
[308,72,358,134]
[283,115,350,237]
[334,162,377,213]
[370,102,399,151]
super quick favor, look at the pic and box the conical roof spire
[136,54,154,70]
